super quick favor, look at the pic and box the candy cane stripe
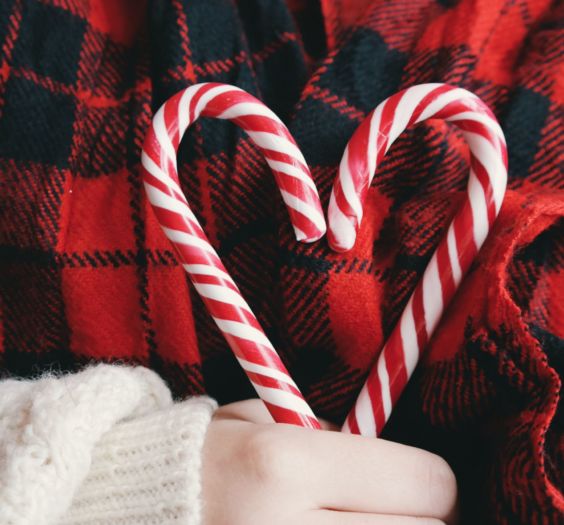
[355,384,377,437]
[467,169,491,247]
[218,102,284,124]
[213,318,275,350]
[388,84,436,143]
[266,160,319,192]
[246,130,308,166]
[195,84,238,117]
[340,148,364,222]
[245,371,304,396]
[327,192,357,251]
[183,264,237,285]
[236,357,301,386]
[253,385,317,418]
[464,132,507,211]
[416,86,477,123]
[153,106,178,169]
[160,227,215,254]
[399,300,420,377]
[377,356,393,421]
[448,111,505,141]
[192,283,252,312]
[367,104,383,176]
[141,152,184,196]
[144,184,193,217]
[446,226,463,286]
[422,255,444,336]
[177,88,194,133]
[279,189,327,233]
[264,402,320,428]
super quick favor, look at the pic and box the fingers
[212,400,457,523]
[214,399,275,424]
[305,510,446,525]
[293,429,458,522]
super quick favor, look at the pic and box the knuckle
[238,426,296,486]
[421,454,458,511]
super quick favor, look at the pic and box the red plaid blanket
[0,1,562,523]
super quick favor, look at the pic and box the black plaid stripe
[527,106,564,190]
[0,160,68,249]
[12,0,86,85]
[507,217,564,318]
[76,28,135,99]
[0,250,74,376]
[0,75,76,166]
[314,28,408,113]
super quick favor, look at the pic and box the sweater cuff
[60,397,217,525]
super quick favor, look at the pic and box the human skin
[202,400,458,525]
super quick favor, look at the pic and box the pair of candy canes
[142,82,508,436]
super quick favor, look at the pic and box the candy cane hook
[329,83,508,436]
[142,83,324,428]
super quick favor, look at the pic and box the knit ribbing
[60,397,216,525]
[0,365,216,525]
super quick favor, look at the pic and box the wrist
[61,396,217,525]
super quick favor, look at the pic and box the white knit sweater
[0,365,217,525]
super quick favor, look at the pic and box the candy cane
[329,83,508,437]
[142,83,324,428]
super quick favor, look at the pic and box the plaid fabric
[0,0,562,523]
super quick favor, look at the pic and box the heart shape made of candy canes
[141,82,508,437]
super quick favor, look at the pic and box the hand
[202,400,458,525]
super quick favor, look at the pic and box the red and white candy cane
[142,83,324,428]
[329,83,508,437]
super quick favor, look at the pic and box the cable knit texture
[0,365,217,525]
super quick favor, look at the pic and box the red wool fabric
[0,1,562,523]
